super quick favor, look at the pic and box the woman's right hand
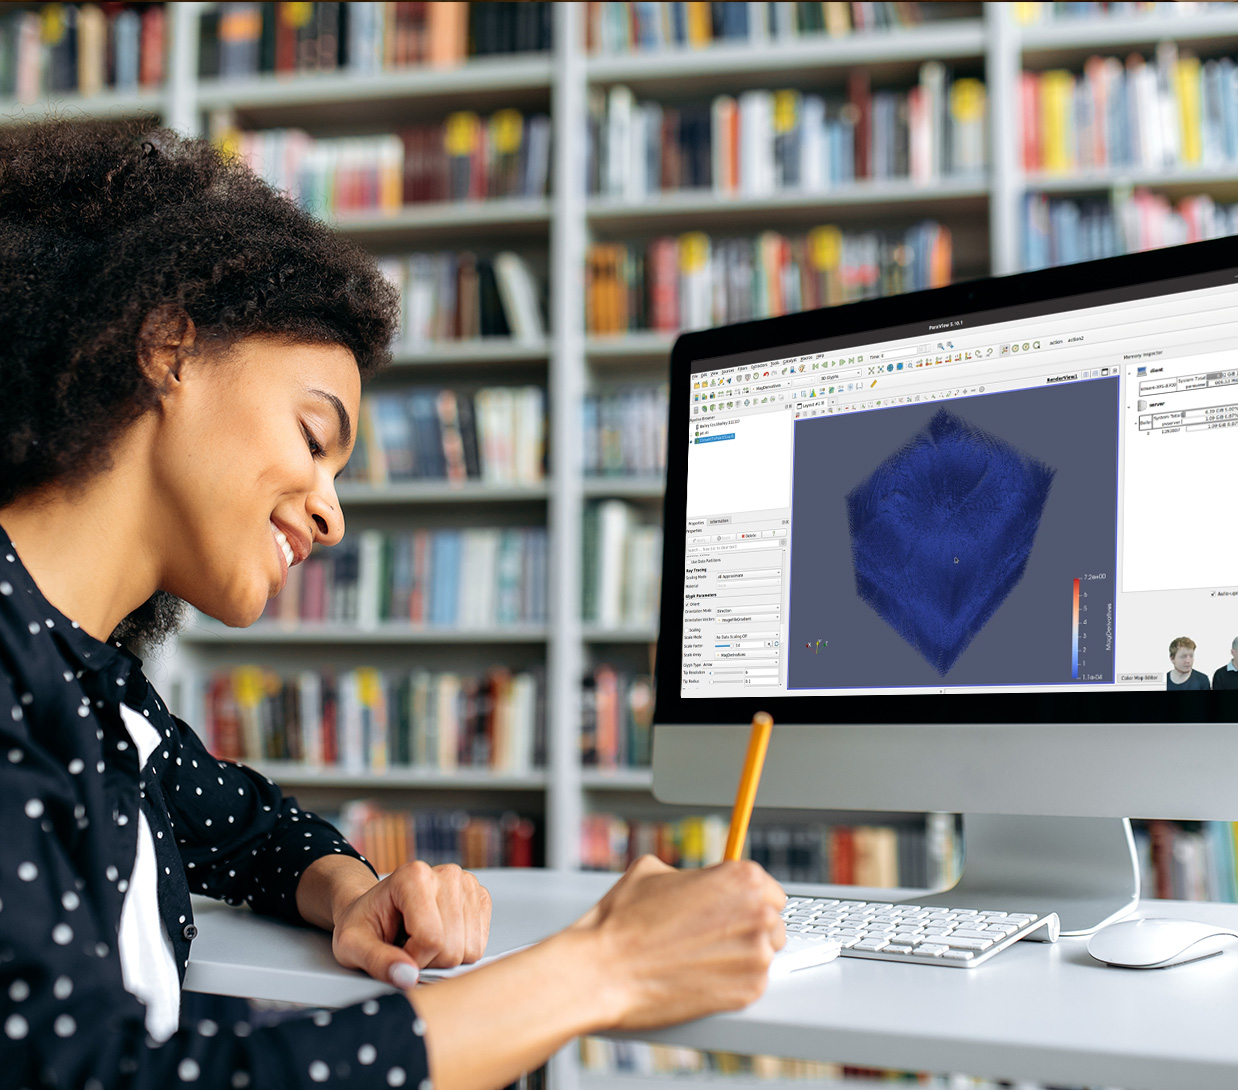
[577,854,787,1030]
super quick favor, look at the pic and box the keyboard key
[914,943,950,956]
[852,938,890,952]
[940,937,993,951]
[1006,913,1037,921]
[942,950,976,961]
[950,929,997,940]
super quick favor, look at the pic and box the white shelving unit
[12,1,1238,880]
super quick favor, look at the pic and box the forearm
[296,853,378,930]
[410,927,624,1090]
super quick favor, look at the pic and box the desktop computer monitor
[652,237,1238,933]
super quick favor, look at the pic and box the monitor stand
[910,814,1140,936]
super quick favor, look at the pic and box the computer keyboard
[778,896,1061,969]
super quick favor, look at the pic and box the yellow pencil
[723,711,774,862]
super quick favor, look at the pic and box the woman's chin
[195,594,269,629]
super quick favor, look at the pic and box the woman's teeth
[272,526,295,568]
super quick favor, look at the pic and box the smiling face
[149,336,360,627]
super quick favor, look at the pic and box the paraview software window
[682,281,1238,698]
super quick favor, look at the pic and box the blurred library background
[7,1,1238,1086]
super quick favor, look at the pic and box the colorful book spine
[204,664,547,774]
[580,811,956,890]
[582,385,668,478]
[1021,48,1238,175]
[580,501,662,629]
[198,2,551,79]
[257,527,548,627]
[589,68,984,197]
[349,385,545,485]
[580,668,655,769]
[1022,189,1238,271]
[231,114,551,220]
[585,1,930,53]
[587,223,952,334]
[333,800,540,875]
[0,2,166,100]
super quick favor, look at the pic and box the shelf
[580,1074,892,1090]
[327,199,552,244]
[197,55,554,129]
[585,332,676,364]
[586,181,989,233]
[581,768,654,790]
[0,87,164,124]
[585,20,986,94]
[247,761,548,791]
[582,477,665,499]
[1022,167,1238,202]
[338,481,550,505]
[180,622,550,646]
[1017,11,1238,66]
[391,340,551,367]
[582,625,659,643]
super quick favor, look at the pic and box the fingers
[388,861,491,969]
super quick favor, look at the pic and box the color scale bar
[1072,578,1081,680]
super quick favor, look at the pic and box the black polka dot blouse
[0,528,431,1090]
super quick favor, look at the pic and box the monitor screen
[655,239,1238,734]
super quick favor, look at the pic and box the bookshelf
[10,0,1238,972]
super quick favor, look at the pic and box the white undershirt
[117,704,181,1041]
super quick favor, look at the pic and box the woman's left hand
[330,861,492,987]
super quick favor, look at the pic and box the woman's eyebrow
[308,388,352,448]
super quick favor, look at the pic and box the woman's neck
[0,456,159,642]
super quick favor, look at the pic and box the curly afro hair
[0,119,400,649]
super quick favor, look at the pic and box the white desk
[187,870,1238,1090]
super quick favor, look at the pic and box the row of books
[582,501,664,630]
[586,222,953,334]
[1137,819,1238,903]
[584,1,931,54]
[588,67,986,199]
[582,385,669,479]
[1023,189,1238,270]
[0,3,165,101]
[343,385,546,487]
[231,112,551,218]
[579,1039,1057,1088]
[579,812,959,889]
[332,802,540,874]
[204,666,546,774]
[259,527,549,628]
[202,2,552,79]
[1021,46,1238,175]
[580,666,655,769]
[377,251,545,348]
[1013,1,1234,23]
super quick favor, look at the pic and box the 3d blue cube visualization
[845,409,1056,676]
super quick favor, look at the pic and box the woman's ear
[138,305,197,393]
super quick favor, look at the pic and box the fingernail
[390,963,420,989]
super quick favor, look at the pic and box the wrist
[543,920,631,1032]
[296,854,379,932]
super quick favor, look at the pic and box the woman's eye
[303,426,324,456]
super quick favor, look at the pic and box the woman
[0,121,786,1090]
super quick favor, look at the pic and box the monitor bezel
[654,236,1238,728]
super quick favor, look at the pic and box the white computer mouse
[1087,918,1238,969]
